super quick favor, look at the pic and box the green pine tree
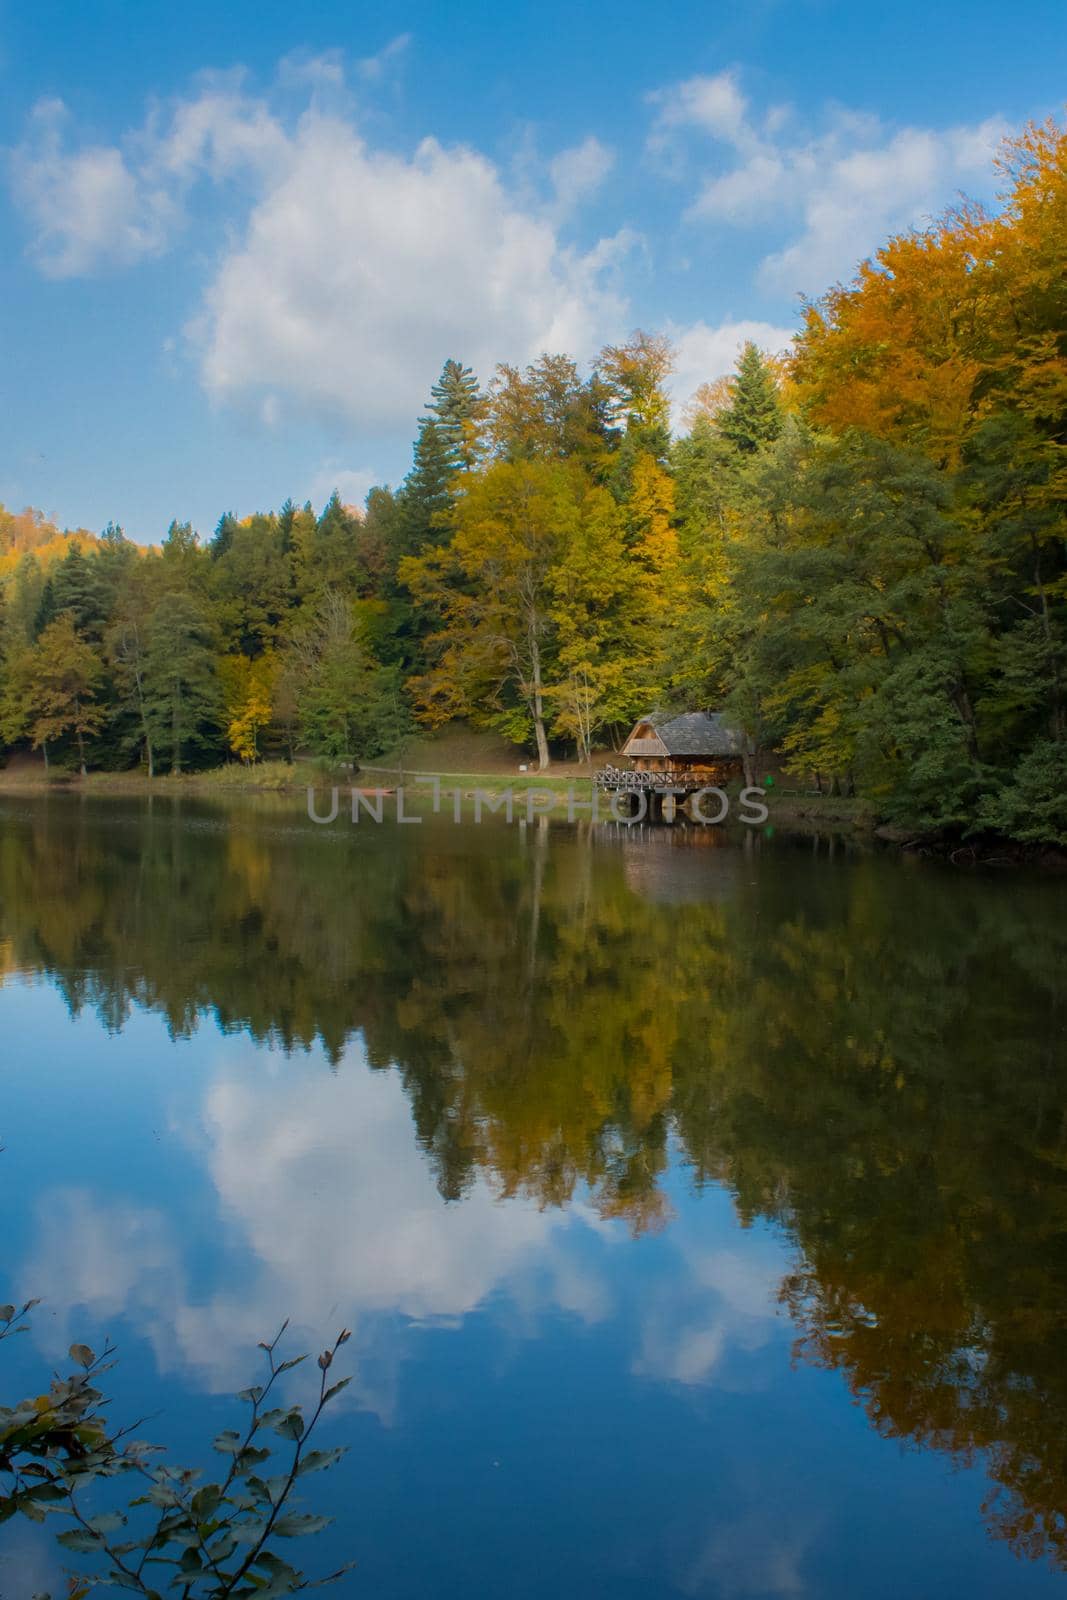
[718,342,783,454]
[426,358,485,472]
[142,592,221,774]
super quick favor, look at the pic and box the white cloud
[649,69,751,149]
[668,317,794,426]
[651,70,1007,295]
[8,64,631,427]
[356,34,412,82]
[277,49,347,93]
[549,134,615,216]
[753,118,1006,293]
[152,72,289,182]
[309,462,378,510]
[193,114,632,427]
[8,77,286,278]
[9,99,176,277]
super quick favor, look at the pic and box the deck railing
[595,766,720,793]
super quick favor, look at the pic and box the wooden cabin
[599,711,745,793]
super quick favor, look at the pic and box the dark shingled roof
[637,711,745,757]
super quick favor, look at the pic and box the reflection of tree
[670,869,1067,1569]
[3,801,1067,1562]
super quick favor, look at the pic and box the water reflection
[2,794,1067,1583]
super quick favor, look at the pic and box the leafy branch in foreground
[0,1315,354,1598]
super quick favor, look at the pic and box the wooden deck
[595,767,725,795]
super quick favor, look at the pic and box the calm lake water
[1,793,1066,1597]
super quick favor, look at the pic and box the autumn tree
[23,612,105,773]
[401,460,572,768]
[221,651,278,763]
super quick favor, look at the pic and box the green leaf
[295,1447,345,1476]
[213,1428,243,1453]
[272,1512,331,1537]
[230,1519,269,1545]
[57,1529,103,1552]
[190,1483,223,1520]
[25,1482,69,1504]
[272,1410,304,1441]
[274,1356,307,1375]
[322,1378,352,1404]
[88,1512,128,1533]
[254,1407,288,1430]
[206,1529,239,1563]
[248,1551,305,1596]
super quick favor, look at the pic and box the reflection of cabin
[598,712,746,795]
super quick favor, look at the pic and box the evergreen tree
[277,499,298,556]
[142,592,221,773]
[50,544,107,640]
[33,576,58,639]
[211,512,239,561]
[282,590,408,764]
[671,416,737,551]
[718,342,783,454]
[394,418,457,561]
[426,358,486,472]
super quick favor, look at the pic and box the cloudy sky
[1,0,1063,539]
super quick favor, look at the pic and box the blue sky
[1,0,1063,541]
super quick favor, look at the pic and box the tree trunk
[172,685,182,776]
[132,655,154,777]
[529,633,549,771]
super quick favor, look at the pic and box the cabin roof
[624,711,744,758]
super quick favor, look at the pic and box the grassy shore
[0,752,880,835]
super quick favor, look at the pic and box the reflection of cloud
[21,1049,611,1417]
[23,1189,178,1346]
[20,1040,791,1435]
[200,1061,581,1322]
[680,1508,817,1598]
[634,1239,784,1387]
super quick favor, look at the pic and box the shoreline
[0,766,1062,867]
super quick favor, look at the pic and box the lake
[1,792,1066,1597]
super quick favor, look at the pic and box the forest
[0,119,1064,843]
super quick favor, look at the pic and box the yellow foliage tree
[221,652,278,764]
